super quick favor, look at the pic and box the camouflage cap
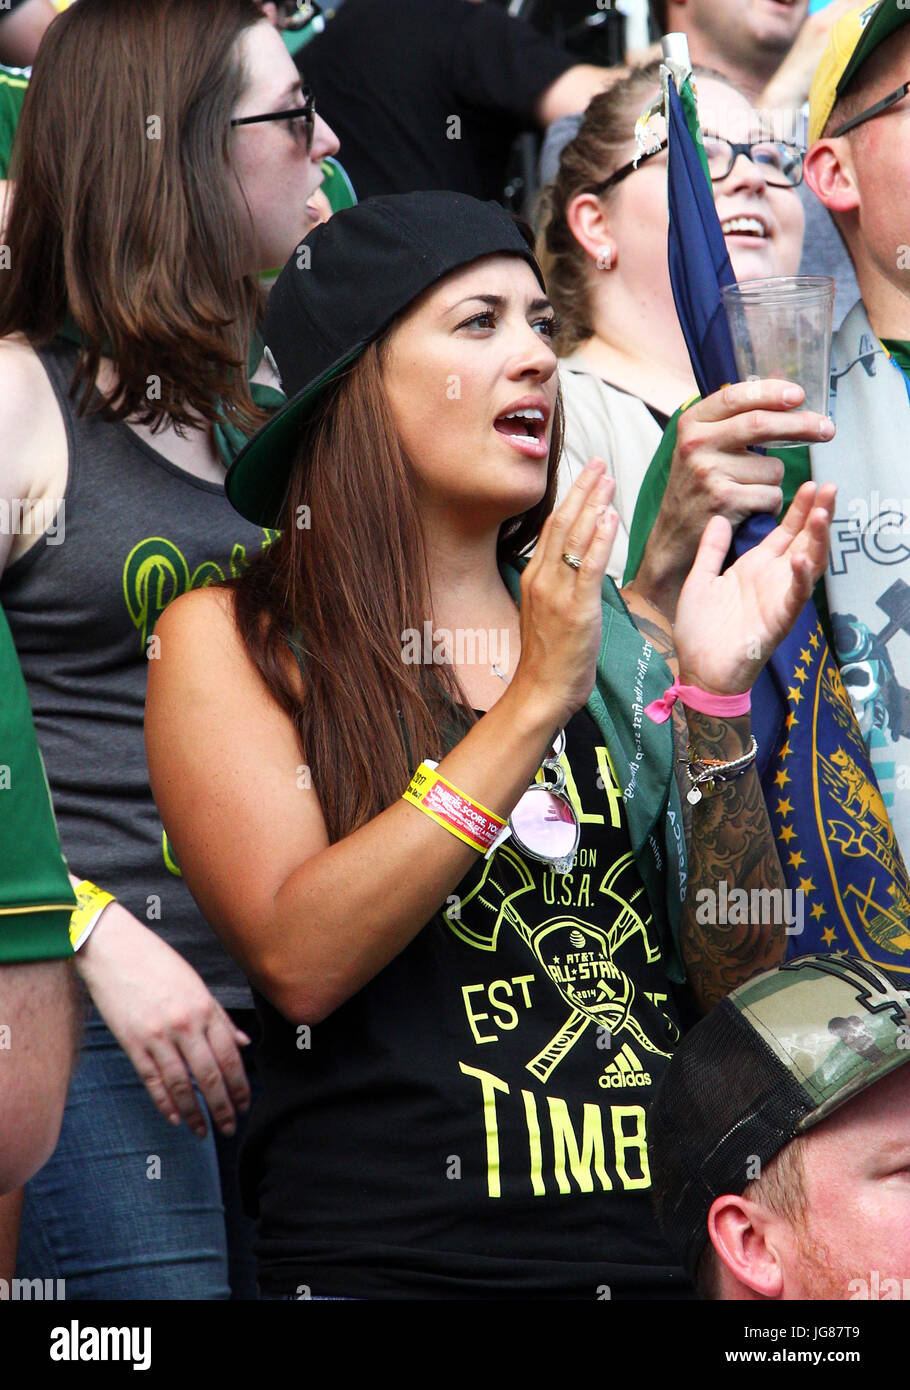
[648,954,910,1279]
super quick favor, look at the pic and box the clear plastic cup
[721,276,835,448]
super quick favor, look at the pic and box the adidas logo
[598,1042,652,1090]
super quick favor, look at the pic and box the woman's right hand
[637,379,835,618]
[511,457,618,729]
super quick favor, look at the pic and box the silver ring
[561,552,583,570]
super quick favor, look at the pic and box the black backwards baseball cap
[226,190,546,528]
[648,954,910,1279]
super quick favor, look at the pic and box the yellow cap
[808,1,910,145]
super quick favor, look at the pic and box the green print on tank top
[452,838,675,1199]
[446,737,680,1201]
[447,841,671,1081]
[122,530,278,875]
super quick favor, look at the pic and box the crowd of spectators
[2,0,910,1311]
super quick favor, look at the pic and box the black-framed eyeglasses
[230,87,315,153]
[590,135,804,194]
[829,79,910,138]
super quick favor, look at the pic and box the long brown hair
[0,0,267,432]
[232,337,563,844]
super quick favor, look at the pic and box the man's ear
[803,139,861,215]
[565,192,618,271]
[707,1193,786,1298]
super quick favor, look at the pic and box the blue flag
[665,74,910,970]
[666,80,738,401]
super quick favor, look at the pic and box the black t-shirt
[299,0,575,201]
[242,706,693,1299]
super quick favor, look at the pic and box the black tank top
[0,339,275,1005]
[242,705,692,1298]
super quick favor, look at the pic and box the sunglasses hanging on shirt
[486,731,580,875]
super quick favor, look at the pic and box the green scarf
[501,559,686,982]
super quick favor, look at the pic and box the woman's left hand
[673,481,835,695]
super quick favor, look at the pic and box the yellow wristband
[402,762,506,853]
[69,880,116,952]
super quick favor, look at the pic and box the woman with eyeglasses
[538,64,811,582]
[146,189,836,1300]
[0,0,338,1298]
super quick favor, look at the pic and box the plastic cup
[721,276,835,448]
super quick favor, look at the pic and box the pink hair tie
[644,678,751,725]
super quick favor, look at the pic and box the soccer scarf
[806,299,910,970]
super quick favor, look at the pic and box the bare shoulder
[151,584,261,709]
[0,334,67,548]
[155,582,302,687]
[154,580,238,645]
[0,334,59,433]
[148,581,306,795]
[151,583,291,696]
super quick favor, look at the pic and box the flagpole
[652,34,695,163]
[633,34,695,164]
[660,31,691,82]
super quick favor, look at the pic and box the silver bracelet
[679,734,759,806]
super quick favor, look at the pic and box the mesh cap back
[648,954,910,1278]
[649,998,809,1277]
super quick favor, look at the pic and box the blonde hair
[537,62,733,355]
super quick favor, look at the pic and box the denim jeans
[16,1008,259,1300]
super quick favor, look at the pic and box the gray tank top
[1,339,275,1006]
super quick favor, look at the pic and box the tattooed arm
[623,483,834,1009]
[622,586,786,1015]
